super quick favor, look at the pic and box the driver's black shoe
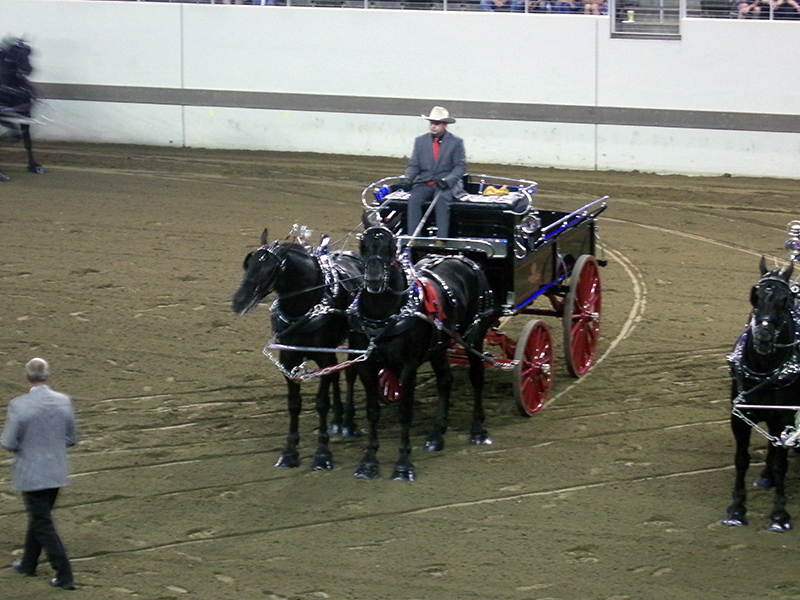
[11,560,35,576]
[49,578,76,590]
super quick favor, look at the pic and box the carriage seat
[381,188,531,214]
[377,188,532,240]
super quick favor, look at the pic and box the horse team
[232,225,499,482]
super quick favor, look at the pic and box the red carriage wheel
[378,369,402,404]
[563,255,602,378]
[513,319,553,416]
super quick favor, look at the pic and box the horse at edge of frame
[724,257,800,532]
[0,37,44,182]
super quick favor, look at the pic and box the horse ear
[260,228,269,246]
[782,260,794,281]
[243,252,254,271]
[750,285,758,308]
[759,256,767,275]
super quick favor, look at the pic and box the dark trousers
[407,185,453,238]
[19,488,72,581]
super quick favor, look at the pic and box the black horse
[724,258,799,532]
[232,229,363,470]
[0,38,43,181]
[348,226,498,481]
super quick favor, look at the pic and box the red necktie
[433,137,440,161]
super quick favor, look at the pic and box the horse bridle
[749,275,798,351]
[363,255,408,296]
[242,243,284,298]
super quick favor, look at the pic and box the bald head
[25,357,50,383]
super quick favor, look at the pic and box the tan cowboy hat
[421,106,455,124]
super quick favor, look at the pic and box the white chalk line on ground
[544,216,788,408]
[544,244,647,407]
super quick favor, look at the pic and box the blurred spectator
[773,0,800,17]
[736,0,764,17]
[581,0,606,13]
[481,0,525,11]
[529,0,580,11]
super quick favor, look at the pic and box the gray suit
[2,385,77,492]
[2,384,77,584]
[404,131,467,238]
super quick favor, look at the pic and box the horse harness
[268,243,360,339]
[348,254,498,364]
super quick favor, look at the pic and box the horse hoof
[275,454,300,468]
[0,173,10,182]
[767,520,791,532]
[754,477,775,489]
[341,426,363,439]
[29,165,44,175]
[391,466,416,482]
[722,517,747,527]
[311,456,334,471]
[424,438,444,452]
[354,464,379,480]
[469,434,493,446]
[329,425,362,438]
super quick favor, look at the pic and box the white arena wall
[2,0,798,177]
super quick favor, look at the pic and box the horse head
[232,228,325,317]
[232,243,283,316]
[360,226,398,294]
[1,38,33,79]
[749,258,795,356]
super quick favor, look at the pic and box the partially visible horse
[0,38,43,181]
[724,258,799,532]
[348,226,498,481]
[232,229,363,470]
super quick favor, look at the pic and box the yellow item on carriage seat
[483,185,509,196]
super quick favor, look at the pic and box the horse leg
[275,375,302,468]
[341,366,361,437]
[354,367,381,479]
[392,366,417,481]
[755,443,778,489]
[724,413,752,526]
[328,367,361,438]
[328,370,344,436]
[765,420,791,532]
[21,123,43,174]
[311,368,335,471]
[0,122,10,181]
[424,353,453,452]
[466,341,491,446]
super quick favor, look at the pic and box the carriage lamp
[786,220,800,262]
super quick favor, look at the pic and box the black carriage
[361,174,608,415]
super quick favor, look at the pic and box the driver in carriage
[400,106,467,240]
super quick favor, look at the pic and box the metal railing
[125,0,800,18]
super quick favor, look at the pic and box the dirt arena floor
[1,142,800,600]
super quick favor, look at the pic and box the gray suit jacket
[1,385,78,492]
[404,131,467,196]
